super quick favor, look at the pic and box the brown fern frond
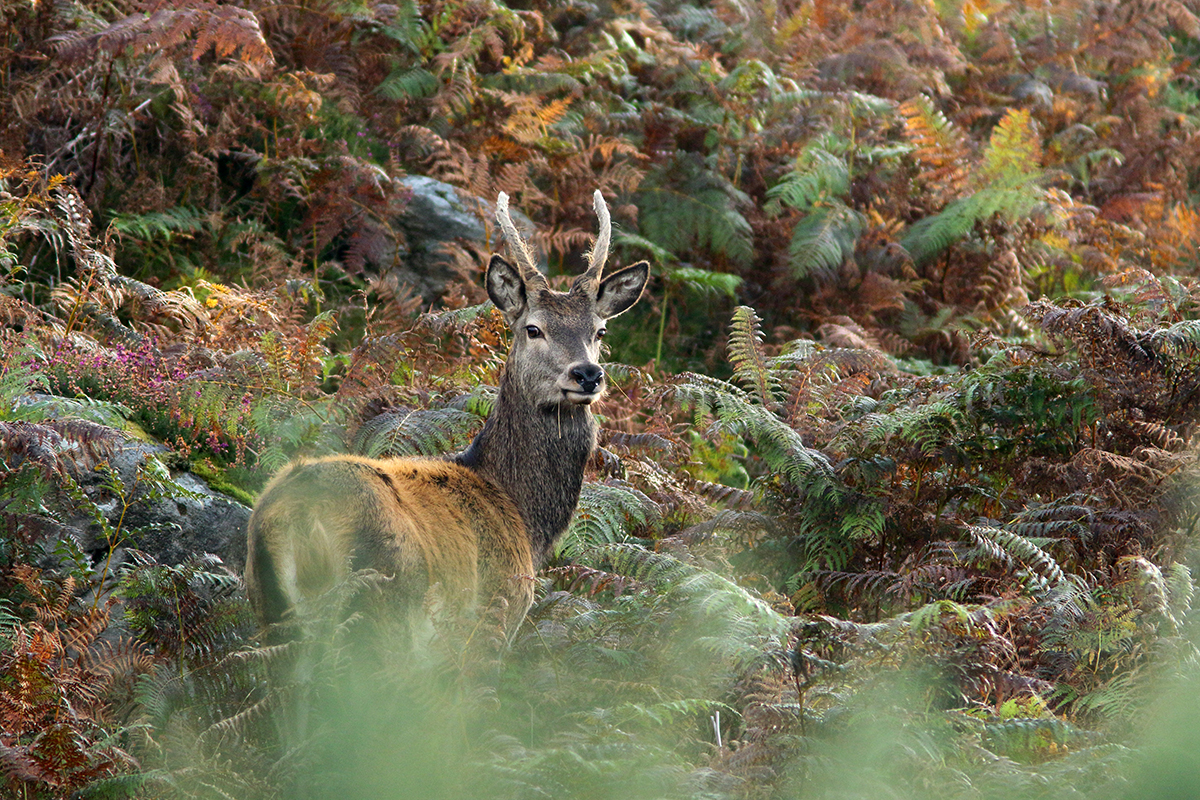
[1022,300,1164,411]
[53,2,273,68]
[0,422,70,477]
[534,225,593,261]
[687,479,757,510]
[602,431,676,457]
[545,565,642,597]
[79,637,156,685]
[672,510,778,549]
[900,95,971,204]
[482,136,533,163]
[500,93,574,144]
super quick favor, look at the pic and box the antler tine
[574,189,610,295]
[496,192,548,290]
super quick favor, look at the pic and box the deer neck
[457,373,596,563]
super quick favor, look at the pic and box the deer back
[246,456,533,634]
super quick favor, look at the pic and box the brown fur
[246,456,533,633]
[245,191,649,642]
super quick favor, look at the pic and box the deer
[244,190,649,646]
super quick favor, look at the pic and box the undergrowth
[3,0,1200,797]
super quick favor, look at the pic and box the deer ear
[594,261,649,319]
[486,254,527,322]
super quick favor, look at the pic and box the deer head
[488,191,649,409]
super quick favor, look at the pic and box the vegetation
[3,0,1200,797]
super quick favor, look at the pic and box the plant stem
[655,284,670,366]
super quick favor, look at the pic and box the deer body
[245,192,648,638]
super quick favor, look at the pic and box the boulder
[63,438,251,573]
[367,175,541,301]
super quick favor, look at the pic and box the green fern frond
[765,145,851,215]
[1064,669,1138,721]
[839,398,963,456]
[1147,318,1200,360]
[613,232,676,270]
[978,108,1043,187]
[557,481,660,560]
[109,206,207,242]
[1165,562,1194,618]
[785,203,866,280]
[353,407,481,458]
[450,384,498,419]
[674,371,835,493]
[9,392,131,429]
[636,154,755,266]
[660,3,727,35]
[610,697,736,729]
[901,183,1042,265]
[791,88,896,116]
[423,301,497,331]
[666,266,742,298]
[249,395,340,472]
[586,543,791,651]
[375,67,439,100]
[728,306,778,407]
[968,524,1066,592]
[906,598,982,636]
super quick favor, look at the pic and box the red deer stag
[245,191,649,640]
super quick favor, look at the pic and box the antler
[573,189,610,296]
[496,192,548,291]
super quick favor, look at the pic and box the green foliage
[352,406,482,458]
[119,551,249,668]
[556,481,660,560]
[636,154,755,268]
[900,182,1044,266]
[766,136,873,279]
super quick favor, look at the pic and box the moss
[189,458,258,507]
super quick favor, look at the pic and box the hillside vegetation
[3,0,1200,798]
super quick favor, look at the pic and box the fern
[556,481,660,560]
[765,138,866,280]
[375,67,439,101]
[109,206,208,242]
[785,204,866,280]
[901,109,1046,266]
[674,371,835,493]
[665,266,742,299]
[901,183,1043,265]
[978,109,1043,186]
[636,154,755,267]
[248,394,340,473]
[585,543,791,663]
[967,524,1067,593]
[352,406,482,458]
[765,142,852,215]
[899,94,971,200]
[727,305,778,408]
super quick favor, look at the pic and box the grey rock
[1046,67,1107,102]
[1013,78,1053,108]
[366,175,541,301]
[63,438,251,572]
[399,175,495,243]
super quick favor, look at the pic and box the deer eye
[595,328,607,341]
[525,325,542,339]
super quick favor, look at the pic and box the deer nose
[570,363,604,393]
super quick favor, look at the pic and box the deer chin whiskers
[562,389,600,406]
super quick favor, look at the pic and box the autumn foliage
[3,0,1200,797]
